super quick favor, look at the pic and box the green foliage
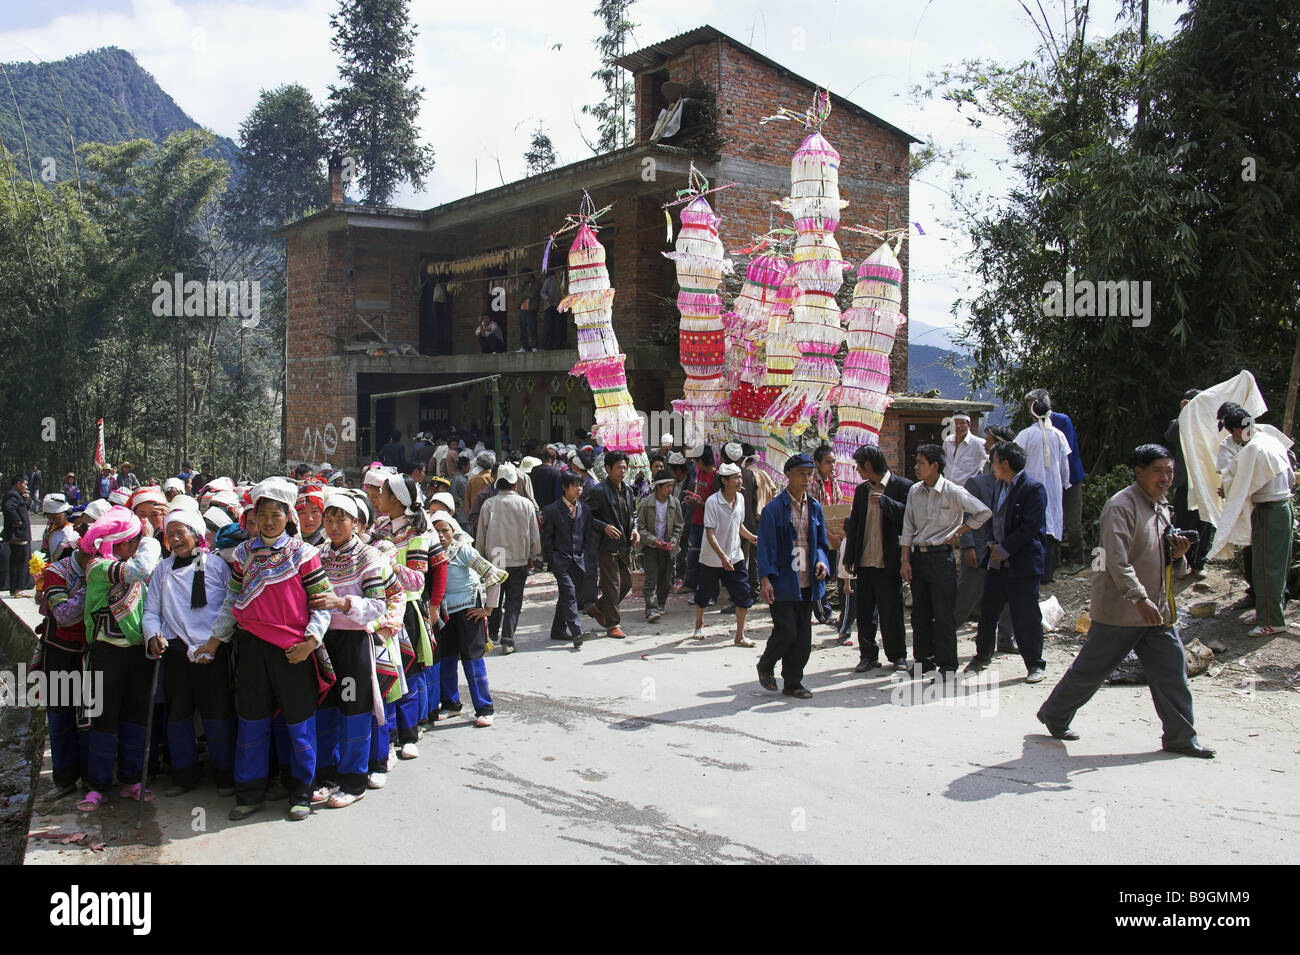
[581,0,637,153]
[222,84,328,245]
[524,124,557,176]
[1082,463,1136,553]
[325,0,436,205]
[917,0,1300,473]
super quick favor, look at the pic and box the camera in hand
[1165,527,1199,554]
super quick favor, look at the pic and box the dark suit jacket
[531,463,560,510]
[582,479,637,552]
[959,471,999,568]
[989,471,1048,578]
[842,472,913,576]
[540,499,593,572]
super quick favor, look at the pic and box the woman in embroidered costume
[430,513,507,727]
[307,492,405,808]
[76,506,162,811]
[372,473,446,759]
[141,508,235,798]
[200,477,335,822]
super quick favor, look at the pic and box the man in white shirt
[692,463,758,646]
[142,508,235,797]
[900,444,992,677]
[1014,395,1072,583]
[943,412,989,487]
[1218,407,1295,636]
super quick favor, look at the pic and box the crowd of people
[7,385,1296,823]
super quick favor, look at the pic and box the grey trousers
[954,562,1013,644]
[641,547,673,616]
[1037,621,1198,749]
[1062,481,1084,564]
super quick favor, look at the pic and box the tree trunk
[1285,317,1300,439]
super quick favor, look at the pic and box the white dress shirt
[142,551,232,649]
[900,476,991,548]
[943,434,989,487]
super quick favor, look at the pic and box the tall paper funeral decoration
[550,193,648,474]
[665,166,735,445]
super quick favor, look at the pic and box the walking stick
[137,652,163,830]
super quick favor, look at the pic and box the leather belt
[912,544,955,553]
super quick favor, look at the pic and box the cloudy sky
[0,0,1187,344]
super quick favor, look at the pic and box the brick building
[281,24,990,477]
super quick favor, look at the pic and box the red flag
[94,418,105,468]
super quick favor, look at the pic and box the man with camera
[1037,444,1214,758]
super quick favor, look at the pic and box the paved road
[20,571,1300,865]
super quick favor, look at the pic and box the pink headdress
[79,505,143,558]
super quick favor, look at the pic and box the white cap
[164,507,206,540]
[498,462,519,486]
[170,494,201,513]
[718,462,742,477]
[202,506,235,530]
[363,465,395,488]
[83,499,111,522]
[42,493,71,515]
[107,487,132,506]
[249,476,297,510]
[163,477,185,493]
[659,433,674,445]
[428,492,456,513]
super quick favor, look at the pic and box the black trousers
[855,566,907,663]
[1041,537,1059,584]
[641,547,673,615]
[233,630,318,724]
[1171,484,1215,570]
[759,589,814,689]
[549,556,586,638]
[488,565,529,644]
[7,541,31,592]
[910,550,959,672]
[163,639,233,724]
[976,570,1044,669]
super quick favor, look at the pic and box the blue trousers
[85,641,152,790]
[232,629,317,806]
[41,643,87,788]
[369,701,396,774]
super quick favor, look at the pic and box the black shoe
[891,658,910,672]
[757,666,778,691]
[854,659,879,673]
[1163,743,1215,759]
[1037,713,1079,740]
[228,803,263,821]
[719,604,736,615]
[573,632,585,649]
[964,656,993,673]
[1025,666,1046,683]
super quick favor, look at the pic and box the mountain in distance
[906,319,1013,427]
[0,46,238,179]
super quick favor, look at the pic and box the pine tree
[524,124,557,175]
[581,0,637,153]
[325,0,436,205]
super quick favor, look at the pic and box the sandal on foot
[119,783,154,802]
[733,636,756,648]
[76,790,105,812]
[692,628,707,640]
[782,686,813,699]
[757,668,778,691]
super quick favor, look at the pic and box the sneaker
[516,347,527,353]
[475,714,494,727]
[691,627,706,640]
[647,609,662,623]
[310,785,336,805]
[1025,666,1046,683]
[287,802,311,821]
[398,742,419,760]
[854,659,879,673]
[573,632,585,649]
[501,640,516,655]
[891,658,910,672]
[228,803,263,821]
[1247,624,1287,637]
[327,791,363,808]
[836,635,853,647]
[366,772,387,789]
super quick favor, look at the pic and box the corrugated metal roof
[615,24,921,145]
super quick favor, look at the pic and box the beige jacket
[476,490,541,568]
[1091,484,1184,627]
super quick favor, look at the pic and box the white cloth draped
[1015,423,1071,540]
